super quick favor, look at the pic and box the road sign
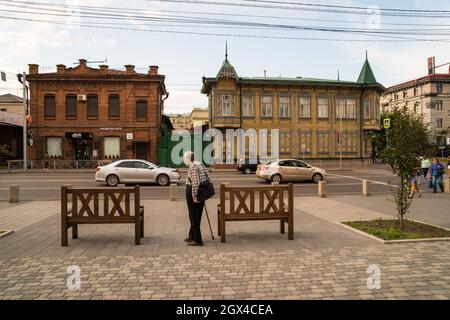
[383,118,391,129]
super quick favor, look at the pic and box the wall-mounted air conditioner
[77,94,87,102]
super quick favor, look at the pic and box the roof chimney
[57,64,66,74]
[79,59,87,67]
[28,64,39,75]
[149,65,159,76]
[99,64,109,74]
[125,64,135,75]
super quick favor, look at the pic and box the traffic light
[27,129,33,146]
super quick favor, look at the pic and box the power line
[3,15,450,43]
[148,0,450,18]
[2,4,450,38]
[4,0,450,27]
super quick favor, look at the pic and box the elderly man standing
[183,151,209,246]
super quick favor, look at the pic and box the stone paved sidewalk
[0,196,449,300]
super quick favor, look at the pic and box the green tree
[373,105,431,230]
[0,144,12,158]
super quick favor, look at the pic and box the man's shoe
[184,238,191,242]
[187,241,203,246]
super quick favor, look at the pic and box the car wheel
[244,168,252,174]
[106,174,119,187]
[271,174,282,184]
[157,174,170,186]
[312,173,323,183]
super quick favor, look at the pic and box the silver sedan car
[95,159,180,186]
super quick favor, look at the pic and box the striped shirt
[186,161,209,199]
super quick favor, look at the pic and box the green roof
[357,57,377,85]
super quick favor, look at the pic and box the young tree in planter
[373,105,431,230]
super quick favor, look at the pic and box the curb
[0,230,14,239]
[336,221,450,244]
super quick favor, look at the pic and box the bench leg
[61,225,68,247]
[288,216,294,240]
[280,219,285,234]
[135,222,141,245]
[72,224,78,239]
[220,214,226,243]
[217,208,220,236]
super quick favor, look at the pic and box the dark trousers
[422,167,429,177]
[186,187,205,243]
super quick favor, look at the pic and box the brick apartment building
[26,59,168,162]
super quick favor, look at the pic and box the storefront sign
[72,133,82,139]
[0,111,23,127]
[100,127,122,131]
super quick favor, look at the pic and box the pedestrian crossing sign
[383,118,391,129]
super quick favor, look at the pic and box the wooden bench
[61,185,144,246]
[217,183,294,242]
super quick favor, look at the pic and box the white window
[336,97,356,119]
[299,96,311,118]
[336,98,345,119]
[346,98,356,119]
[242,96,254,117]
[46,137,62,157]
[364,97,372,120]
[104,137,120,158]
[261,96,273,117]
[279,96,290,118]
[318,97,329,119]
[221,95,233,116]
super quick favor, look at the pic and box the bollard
[9,185,19,203]
[170,183,177,201]
[318,181,327,198]
[363,180,371,197]
[445,178,450,194]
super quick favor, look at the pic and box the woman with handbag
[183,151,213,246]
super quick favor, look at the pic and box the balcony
[211,116,241,128]
[363,119,380,130]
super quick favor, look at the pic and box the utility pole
[20,72,27,171]
[339,108,343,169]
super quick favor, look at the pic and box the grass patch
[343,219,450,241]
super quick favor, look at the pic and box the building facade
[380,72,450,145]
[0,111,23,163]
[26,59,167,162]
[167,108,209,131]
[201,52,384,161]
[0,93,23,114]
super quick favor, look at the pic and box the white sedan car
[95,159,180,186]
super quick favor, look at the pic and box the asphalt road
[0,169,401,201]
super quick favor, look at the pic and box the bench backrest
[61,185,141,221]
[220,183,293,219]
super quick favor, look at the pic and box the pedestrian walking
[370,151,377,164]
[409,170,421,199]
[420,157,431,178]
[183,151,210,246]
[430,158,445,193]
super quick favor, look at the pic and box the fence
[5,160,111,172]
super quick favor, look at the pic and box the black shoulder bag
[197,165,215,202]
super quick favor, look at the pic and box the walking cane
[204,205,215,240]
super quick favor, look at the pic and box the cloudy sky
[1,0,450,113]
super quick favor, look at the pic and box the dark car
[236,158,262,174]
